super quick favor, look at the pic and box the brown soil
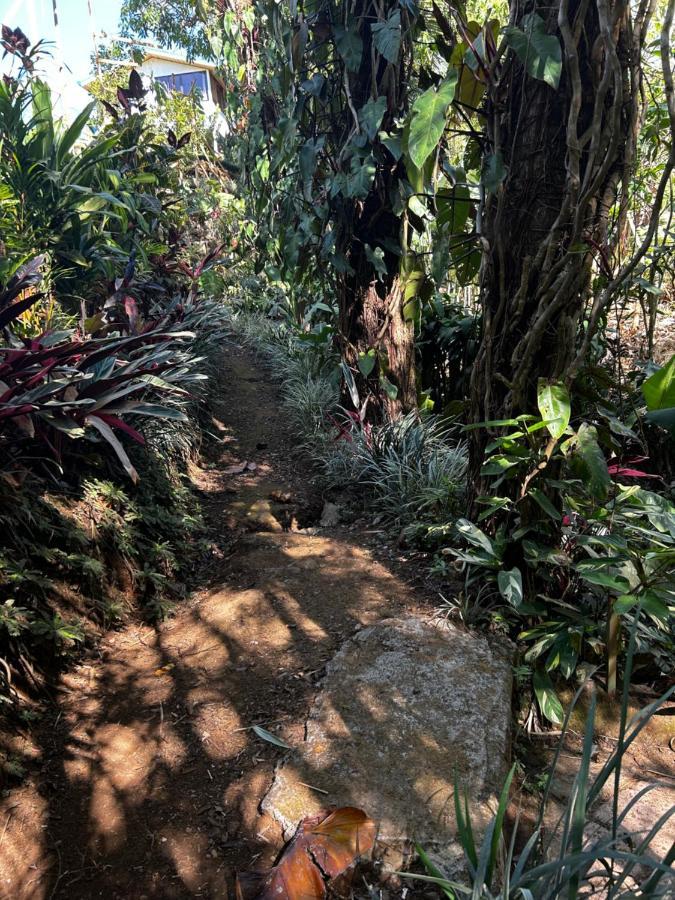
[0,346,426,899]
[1,344,673,899]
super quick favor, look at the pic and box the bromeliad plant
[448,380,674,723]
[0,259,205,485]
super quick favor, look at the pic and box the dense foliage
[202,0,675,723]
[0,4,673,892]
[0,33,231,709]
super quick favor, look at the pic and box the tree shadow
[0,344,508,899]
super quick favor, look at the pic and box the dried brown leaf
[236,807,375,900]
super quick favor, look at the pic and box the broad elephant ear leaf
[537,379,571,440]
[371,10,401,63]
[504,13,562,89]
[407,72,458,169]
[235,807,376,900]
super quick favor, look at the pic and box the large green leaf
[342,154,376,198]
[497,567,523,607]
[573,423,611,500]
[437,173,471,233]
[371,11,401,63]
[503,13,562,89]
[645,407,675,435]
[642,354,675,410]
[537,379,571,440]
[449,235,480,286]
[57,101,95,164]
[358,96,387,142]
[334,24,363,72]
[533,668,564,724]
[455,518,497,555]
[407,72,458,169]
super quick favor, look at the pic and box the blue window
[156,71,208,97]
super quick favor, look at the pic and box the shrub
[227,308,467,526]
[406,628,675,898]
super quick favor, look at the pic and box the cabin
[136,50,227,119]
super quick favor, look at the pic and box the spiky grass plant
[318,412,467,525]
[404,616,675,898]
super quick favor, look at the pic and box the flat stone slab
[261,616,513,868]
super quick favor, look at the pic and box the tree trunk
[337,196,416,418]
[468,0,652,491]
[334,0,417,420]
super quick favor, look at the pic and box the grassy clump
[227,309,467,527]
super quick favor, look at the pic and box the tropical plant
[405,628,675,898]
[444,379,674,721]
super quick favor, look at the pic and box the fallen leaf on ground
[223,462,249,475]
[153,663,175,676]
[236,807,376,900]
[270,490,292,503]
[252,724,292,749]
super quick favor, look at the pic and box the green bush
[406,629,675,898]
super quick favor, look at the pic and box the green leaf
[529,487,561,520]
[357,350,377,378]
[343,154,377,198]
[504,12,562,89]
[380,375,399,400]
[414,844,456,899]
[537,380,571,440]
[449,234,480,285]
[497,567,523,607]
[408,73,458,169]
[437,179,471,233]
[57,101,95,163]
[365,243,387,277]
[334,24,363,72]
[613,594,638,615]
[455,518,496,555]
[379,130,402,160]
[359,96,387,142]
[573,423,611,500]
[481,151,506,194]
[615,591,670,622]
[371,11,401,63]
[575,566,630,593]
[252,725,292,749]
[642,354,675,411]
[533,668,564,724]
[645,407,675,435]
[481,454,520,476]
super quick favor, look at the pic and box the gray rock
[319,501,341,527]
[261,616,513,871]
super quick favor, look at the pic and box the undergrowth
[0,298,228,712]
[228,308,468,527]
[408,623,675,898]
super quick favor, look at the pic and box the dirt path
[0,345,424,899]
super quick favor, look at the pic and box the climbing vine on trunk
[239,0,421,417]
[468,0,675,490]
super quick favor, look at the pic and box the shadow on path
[0,345,424,899]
